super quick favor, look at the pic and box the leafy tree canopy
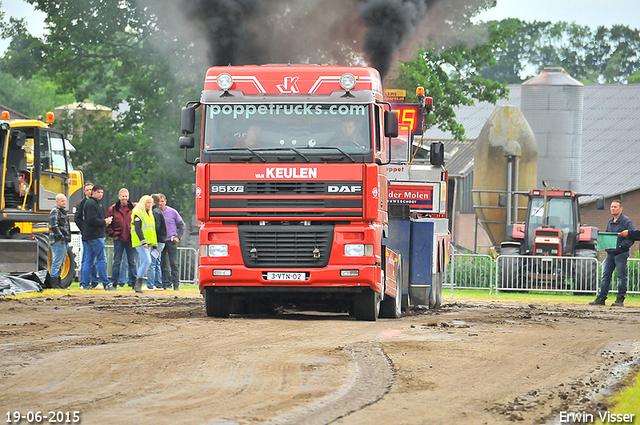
[479,19,640,84]
[395,22,515,140]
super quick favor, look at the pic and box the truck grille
[209,180,363,217]
[238,224,334,268]
[246,181,326,194]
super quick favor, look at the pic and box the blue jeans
[135,245,152,282]
[111,239,137,285]
[599,251,629,298]
[82,238,109,285]
[50,241,68,278]
[147,242,164,288]
[80,241,99,287]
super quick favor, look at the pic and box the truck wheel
[380,261,403,319]
[204,288,230,318]
[354,288,380,321]
[429,272,443,309]
[572,249,599,292]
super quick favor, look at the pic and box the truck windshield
[202,103,372,153]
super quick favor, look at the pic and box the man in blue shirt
[590,200,634,307]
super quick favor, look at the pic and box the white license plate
[266,272,305,281]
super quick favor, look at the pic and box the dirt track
[1,292,639,425]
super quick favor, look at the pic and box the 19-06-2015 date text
[6,411,80,423]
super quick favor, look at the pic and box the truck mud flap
[409,284,430,307]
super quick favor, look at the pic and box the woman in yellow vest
[131,195,158,293]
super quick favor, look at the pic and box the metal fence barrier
[445,252,639,295]
[74,245,199,285]
[496,255,600,293]
[445,253,495,294]
[608,257,640,294]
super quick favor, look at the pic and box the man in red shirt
[107,188,137,287]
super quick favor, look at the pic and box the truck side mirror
[181,106,196,135]
[179,136,195,149]
[384,110,398,138]
[430,142,445,166]
[596,197,605,210]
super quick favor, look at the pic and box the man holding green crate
[590,200,634,307]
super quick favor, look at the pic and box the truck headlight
[216,73,233,90]
[344,244,373,257]
[201,244,229,257]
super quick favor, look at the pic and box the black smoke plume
[181,0,476,79]
[184,0,267,66]
[360,0,428,78]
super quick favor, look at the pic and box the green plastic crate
[597,232,619,250]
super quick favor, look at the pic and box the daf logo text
[328,185,362,193]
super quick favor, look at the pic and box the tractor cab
[525,191,579,256]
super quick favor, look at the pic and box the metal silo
[521,67,584,192]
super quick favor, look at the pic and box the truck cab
[180,65,403,320]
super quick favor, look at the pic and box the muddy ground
[1,292,639,425]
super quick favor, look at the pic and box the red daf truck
[179,65,447,320]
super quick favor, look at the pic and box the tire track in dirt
[262,342,393,425]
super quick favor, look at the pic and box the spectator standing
[147,194,167,290]
[48,193,71,289]
[590,200,634,307]
[131,195,158,293]
[106,188,137,288]
[75,182,99,289]
[159,194,185,290]
[82,184,116,291]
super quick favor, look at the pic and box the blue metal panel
[410,220,434,289]
[384,217,411,261]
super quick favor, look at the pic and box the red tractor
[499,184,604,291]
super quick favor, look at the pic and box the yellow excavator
[0,110,83,288]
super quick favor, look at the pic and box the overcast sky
[2,0,639,54]
[473,0,640,28]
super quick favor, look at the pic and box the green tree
[478,19,640,84]
[14,0,205,211]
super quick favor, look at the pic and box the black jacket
[606,213,635,255]
[83,196,107,241]
[152,204,167,242]
[75,197,88,234]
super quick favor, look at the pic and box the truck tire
[429,272,443,309]
[572,249,599,292]
[380,260,403,319]
[354,288,380,321]
[204,288,230,318]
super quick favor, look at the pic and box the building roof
[0,104,30,119]
[423,84,640,203]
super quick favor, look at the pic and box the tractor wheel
[498,246,524,289]
[572,249,599,293]
[58,246,76,288]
